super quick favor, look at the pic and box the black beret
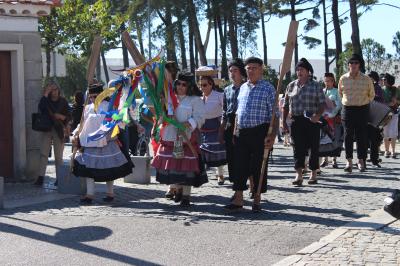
[296,58,313,73]
[368,71,380,82]
[88,83,104,94]
[228,58,247,78]
[384,73,395,86]
[244,56,263,66]
[348,53,363,63]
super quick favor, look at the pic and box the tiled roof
[0,0,61,7]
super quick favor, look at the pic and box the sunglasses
[176,81,187,87]
[349,61,360,65]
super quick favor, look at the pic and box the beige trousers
[38,128,64,177]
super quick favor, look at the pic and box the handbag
[32,112,53,132]
[384,189,400,219]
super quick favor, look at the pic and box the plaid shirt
[338,72,374,106]
[222,84,241,124]
[284,79,325,116]
[236,79,275,128]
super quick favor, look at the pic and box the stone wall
[0,31,43,181]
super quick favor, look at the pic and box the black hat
[228,58,247,78]
[244,57,263,66]
[348,53,363,63]
[88,82,104,94]
[384,73,395,86]
[296,58,313,74]
[368,71,380,82]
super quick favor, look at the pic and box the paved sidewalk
[275,209,400,265]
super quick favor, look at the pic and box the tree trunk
[45,47,51,77]
[332,0,342,78]
[349,0,364,72]
[228,0,238,59]
[322,0,329,73]
[120,24,129,68]
[195,43,199,68]
[217,13,228,80]
[189,19,196,73]
[101,50,109,84]
[96,54,102,82]
[214,16,218,67]
[260,0,267,65]
[188,0,207,66]
[290,0,298,66]
[176,9,187,69]
[135,19,145,56]
[164,6,178,63]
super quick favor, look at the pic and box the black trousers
[290,116,321,171]
[233,123,269,193]
[224,123,236,182]
[342,105,369,160]
[367,124,383,164]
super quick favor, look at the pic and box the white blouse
[77,101,109,148]
[161,96,205,142]
[202,90,224,120]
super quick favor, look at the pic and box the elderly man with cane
[224,57,276,213]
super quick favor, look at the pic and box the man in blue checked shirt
[224,57,276,213]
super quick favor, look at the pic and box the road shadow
[0,216,160,265]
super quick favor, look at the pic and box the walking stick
[256,21,299,197]
[70,36,103,173]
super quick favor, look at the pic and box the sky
[106,0,400,62]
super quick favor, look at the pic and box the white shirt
[202,90,224,120]
[161,96,205,142]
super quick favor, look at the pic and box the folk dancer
[72,82,133,204]
[283,58,325,186]
[338,54,375,172]
[224,57,276,213]
[152,72,207,207]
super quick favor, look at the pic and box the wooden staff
[256,21,299,197]
[122,31,146,65]
[70,36,103,172]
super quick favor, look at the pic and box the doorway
[0,51,14,178]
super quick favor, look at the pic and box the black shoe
[249,192,254,199]
[224,203,243,213]
[372,162,382,168]
[165,191,175,200]
[320,160,328,168]
[252,204,262,213]
[344,166,352,173]
[80,197,93,204]
[54,179,58,187]
[174,192,183,203]
[33,176,44,186]
[392,154,397,159]
[308,179,318,185]
[332,162,338,169]
[217,179,225,186]
[102,196,114,202]
[180,197,190,207]
[292,179,303,186]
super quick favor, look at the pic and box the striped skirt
[73,140,132,182]
[200,117,227,167]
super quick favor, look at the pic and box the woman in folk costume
[319,72,342,168]
[382,73,399,158]
[72,82,132,204]
[197,69,227,185]
[152,72,207,207]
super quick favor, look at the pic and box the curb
[273,209,398,266]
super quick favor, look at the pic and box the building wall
[0,30,43,180]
